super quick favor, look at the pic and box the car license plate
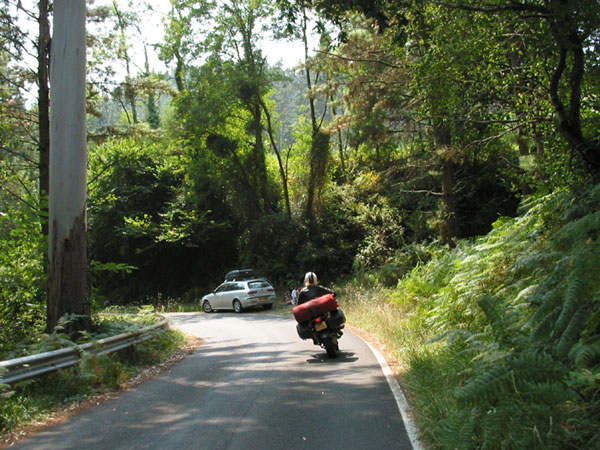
[315,321,327,332]
[259,297,269,301]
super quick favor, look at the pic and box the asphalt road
[11,312,414,450]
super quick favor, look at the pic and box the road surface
[11,312,415,449]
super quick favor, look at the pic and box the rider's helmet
[304,271,318,286]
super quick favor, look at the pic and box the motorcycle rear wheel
[323,338,338,358]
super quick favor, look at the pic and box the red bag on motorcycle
[292,293,338,323]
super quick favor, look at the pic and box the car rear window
[248,281,271,289]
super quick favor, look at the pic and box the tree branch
[317,50,401,69]
[0,145,38,165]
[429,0,547,15]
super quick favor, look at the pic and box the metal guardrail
[0,318,169,385]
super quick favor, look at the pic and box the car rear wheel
[233,299,243,313]
[202,300,213,313]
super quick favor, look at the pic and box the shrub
[0,203,46,358]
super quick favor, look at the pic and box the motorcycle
[292,294,346,358]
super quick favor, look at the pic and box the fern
[528,281,563,322]
[553,276,582,337]
[455,364,511,406]
[556,301,590,358]
[568,336,600,368]
[529,306,561,344]
[477,295,503,333]
[388,185,600,449]
[481,398,520,447]
[508,351,559,383]
[518,380,570,404]
[426,328,473,345]
[476,295,524,343]
[452,350,569,448]
[434,412,472,449]
[552,211,600,250]
[511,252,560,278]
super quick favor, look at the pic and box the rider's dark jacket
[297,285,335,305]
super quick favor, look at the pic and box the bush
[0,203,46,358]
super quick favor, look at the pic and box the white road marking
[358,336,424,450]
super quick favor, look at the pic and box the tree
[38,0,50,239]
[85,1,172,137]
[166,0,284,225]
[159,0,213,93]
[276,0,334,221]
[47,0,90,334]
[87,138,237,303]
[312,0,600,175]
[112,0,139,124]
[213,0,275,215]
[144,47,161,129]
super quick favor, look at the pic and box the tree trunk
[548,27,600,172]
[38,0,50,238]
[331,103,346,177]
[144,46,160,129]
[305,130,330,221]
[260,98,291,219]
[113,1,138,124]
[516,127,532,196]
[302,6,317,132]
[251,100,268,211]
[434,123,458,247]
[47,0,90,335]
[302,6,330,222]
[174,53,184,92]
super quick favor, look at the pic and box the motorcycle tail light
[314,317,323,323]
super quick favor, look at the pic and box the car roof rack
[224,269,255,281]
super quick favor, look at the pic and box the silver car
[201,279,276,313]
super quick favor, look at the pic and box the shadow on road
[305,351,359,363]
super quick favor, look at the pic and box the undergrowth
[341,183,600,449]
[0,308,186,436]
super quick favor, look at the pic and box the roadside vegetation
[0,310,186,437]
[341,184,600,449]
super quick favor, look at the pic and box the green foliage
[569,336,600,369]
[427,185,600,448]
[0,390,32,434]
[526,197,600,359]
[0,202,46,357]
[447,350,569,449]
[238,213,305,282]
[88,138,237,302]
[342,182,600,449]
[4,0,600,443]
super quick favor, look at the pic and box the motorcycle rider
[297,272,335,305]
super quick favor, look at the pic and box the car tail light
[247,290,258,295]
[267,288,274,292]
